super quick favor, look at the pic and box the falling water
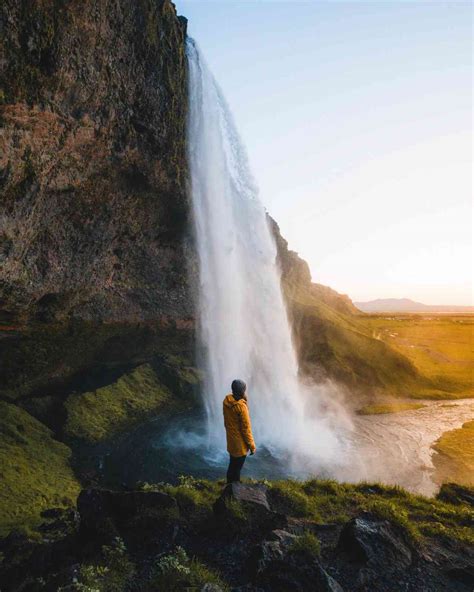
[186,39,347,473]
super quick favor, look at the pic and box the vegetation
[289,531,321,558]
[146,546,229,592]
[267,478,473,547]
[58,537,135,592]
[0,401,80,535]
[359,314,474,399]
[63,364,176,444]
[140,476,473,549]
[357,402,426,415]
[286,273,474,401]
[433,420,474,486]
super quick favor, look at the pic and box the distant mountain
[354,298,474,313]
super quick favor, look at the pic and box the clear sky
[176,0,473,305]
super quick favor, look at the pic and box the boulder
[213,483,286,533]
[77,488,178,541]
[337,512,413,572]
[255,551,344,592]
[249,529,344,592]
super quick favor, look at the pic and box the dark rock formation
[3,482,472,592]
[336,512,414,572]
[0,0,195,400]
[213,482,286,534]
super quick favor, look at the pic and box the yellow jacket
[223,393,256,457]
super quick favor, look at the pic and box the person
[223,379,256,483]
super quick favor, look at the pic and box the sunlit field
[433,420,474,486]
[359,314,474,399]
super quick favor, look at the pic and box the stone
[337,512,413,572]
[77,488,178,541]
[213,483,286,534]
[255,551,344,592]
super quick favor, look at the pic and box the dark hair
[231,379,247,399]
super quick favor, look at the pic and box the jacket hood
[223,393,245,408]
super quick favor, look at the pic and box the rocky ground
[1,479,472,591]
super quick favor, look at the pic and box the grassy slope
[0,401,80,535]
[433,420,474,487]
[286,278,473,400]
[63,363,188,444]
[288,285,428,399]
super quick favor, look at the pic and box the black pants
[226,454,246,483]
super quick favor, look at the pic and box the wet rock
[337,512,413,572]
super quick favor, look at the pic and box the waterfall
[186,39,347,473]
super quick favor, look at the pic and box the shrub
[58,537,135,592]
[147,546,228,591]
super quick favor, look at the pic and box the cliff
[1,0,196,402]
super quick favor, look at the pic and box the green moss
[0,401,80,535]
[289,531,321,558]
[63,364,175,444]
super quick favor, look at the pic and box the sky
[176,0,473,305]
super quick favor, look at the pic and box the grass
[286,283,430,399]
[358,314,474,399]
[268,478,474,547]
[0,401,80,535]
[432,420,474,487]
[284,274,473,401]
[289,531,321,557]
[142,476,473,548]
[357,402,427,415]
[63,364,176,444]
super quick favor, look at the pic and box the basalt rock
[336,512,414,572]
[77,487,178,544]
[0,0,195,401]
[213,482,286,534]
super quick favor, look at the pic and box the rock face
[337,512,414,572]
[213,482,286,534]
[0,0,195,400]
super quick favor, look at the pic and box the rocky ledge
[1,480,473,591]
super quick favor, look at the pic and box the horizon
[177,0,473,306]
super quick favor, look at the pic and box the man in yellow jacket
[223,379,256,483]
